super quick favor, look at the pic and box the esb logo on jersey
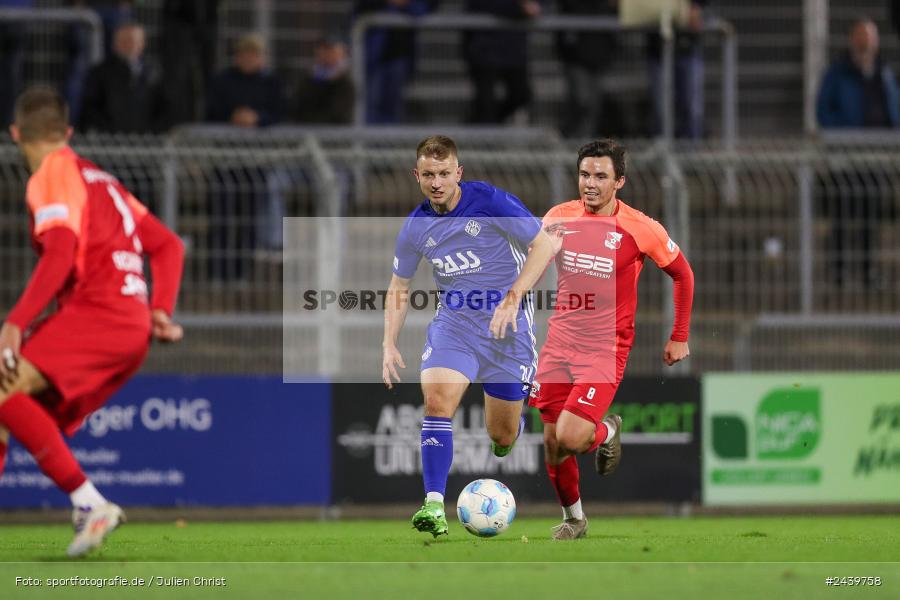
[561,250,613,275]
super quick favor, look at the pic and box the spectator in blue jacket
[817,18,900,129]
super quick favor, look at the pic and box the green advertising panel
[703,373,900,505]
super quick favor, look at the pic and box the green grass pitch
[1,515,897,599]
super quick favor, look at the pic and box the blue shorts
[420,318,535,401]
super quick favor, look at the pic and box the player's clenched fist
[0,322,22,383]
[664,340,690,366]
[382,344,406,389]
[151,309,184,343]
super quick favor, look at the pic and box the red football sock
[587,422,610,453]
[0,393,86,493]
[546,455,580,507]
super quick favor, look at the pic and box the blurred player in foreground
[0,86,185,557]
[533,139,694,539]
[383,135,554,537]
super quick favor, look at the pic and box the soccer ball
[455,479,516,537]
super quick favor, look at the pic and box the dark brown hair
[577,138,626,179]
[416,135,458,161]
[14,85,69,143]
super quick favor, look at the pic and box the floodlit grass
[1,516,897,599]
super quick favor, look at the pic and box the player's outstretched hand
[382,345,406,389]
[664,340,690,366]
[151,309,184,343]
[489,293,520,340]
[0,322,22,386]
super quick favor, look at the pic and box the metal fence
[1,127,898,376]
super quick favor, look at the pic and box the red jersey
[25,146,151,325]
[543,199,681,353]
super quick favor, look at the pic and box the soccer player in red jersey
[0,86,185,557]
[532,139,694,539]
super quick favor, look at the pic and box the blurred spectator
[816,18,899,128]
[646,0,706,138]
[0,0,32,126]
[66,1,134,123]
[817,18,898,290]
[556,0,618,138]
[464,0,541,124]
[207,33,285,127]
[79,22,168,133]
[161,0,220,125]
[353,0,438,124]
[295,36,355,124]
[206,33,286,282]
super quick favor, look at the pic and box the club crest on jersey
[604,231,623,250]
[667,238,677,253]
[464,220,481,237]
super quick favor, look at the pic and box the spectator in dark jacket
[816,18,898,290]
[66,0,134,124]
[79,22,168,133]
[816,18,900,128]
[354,0,438,124]
[464,0,541,124]
[161,0,221,124]
[206,33,285,127]
[557,0,618,137]
[296,37,355,124]
[205,33,286,282]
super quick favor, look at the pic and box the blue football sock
[421,417,453,498]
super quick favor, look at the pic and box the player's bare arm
[489,228,555,339]
[382,273,411,388]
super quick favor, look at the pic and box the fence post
[803,0,828,136]
[797,161,815,314]
[304,135,343,376]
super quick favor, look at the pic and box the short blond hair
[235,32,265,55]
[416,135,458,161]
[14,85,69,143]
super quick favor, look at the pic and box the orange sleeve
[26,151,87,238]
[620,207,680,268]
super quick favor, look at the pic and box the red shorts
[530,343,629,425]
[21,308,150,436]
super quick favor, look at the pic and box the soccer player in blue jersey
[382,135,556,537]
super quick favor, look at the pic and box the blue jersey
[392,181,542,337]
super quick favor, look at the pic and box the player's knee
[555,429,588,455]
[488,427,516,448]
[422,390,454,418]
